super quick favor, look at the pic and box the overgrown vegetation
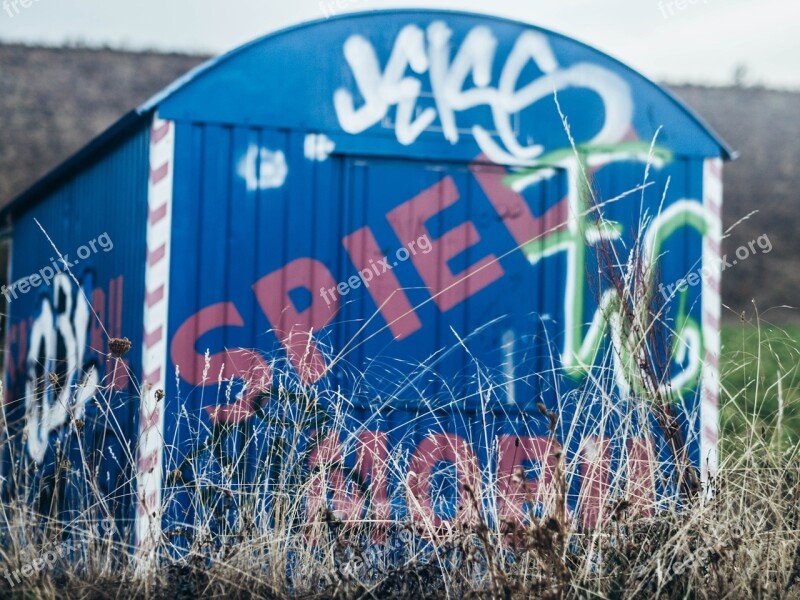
[720,322,800,447]
[0,318,798,599]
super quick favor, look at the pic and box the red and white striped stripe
[135,114,174,558]
[701,157,723,487]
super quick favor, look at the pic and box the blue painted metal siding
[162,125,708,529]
[3,122,151,531]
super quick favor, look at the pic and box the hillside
[667,84,800,322]
[0,44,797,321]
[0,44,204,204]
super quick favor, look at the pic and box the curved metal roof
[2,9,734,220]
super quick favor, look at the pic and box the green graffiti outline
[504,144,708,400]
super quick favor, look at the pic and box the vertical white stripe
[701,157,722,488]
[135,114,174,559]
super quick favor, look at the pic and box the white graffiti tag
[334,22,633,165]
[24,274,98,463]
[238,144,288,191]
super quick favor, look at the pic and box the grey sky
[0,0,797,89]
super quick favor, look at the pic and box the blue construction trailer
[1,10,731,551]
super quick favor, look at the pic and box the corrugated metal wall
[3,121,151,532]
[160,117,709,529]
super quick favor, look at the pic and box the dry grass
[0,320,798,600]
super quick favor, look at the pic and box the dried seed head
[73,419,84,433]
[512,466,525,484]
[611,499,631,520]
[48,372,60,389]
[537,401,558,433]
[109,337,132,358]
[155,389,165,402]
[545,517,560,532]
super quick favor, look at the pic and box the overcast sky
[0,0,797,89]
